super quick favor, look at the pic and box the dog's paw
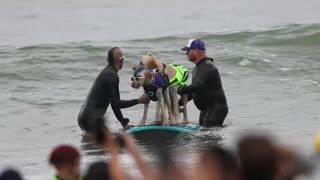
[161,121,168,126]
[138,120,147,126]
[170,119,179,125]
[151,121,161,126]
[182,119,189,124]
[169,122,178,126]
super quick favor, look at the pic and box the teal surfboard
[127,124,200,134]
[127,124,200,144]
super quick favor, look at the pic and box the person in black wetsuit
[78,47,150,132]
[178,39,228,127]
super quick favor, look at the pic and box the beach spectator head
[194,145,239,180]
[49,144,81,180]
[0,168,23,180]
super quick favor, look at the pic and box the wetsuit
[179,57,228,127]
[78,64,138,132]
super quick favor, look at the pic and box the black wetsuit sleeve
[111,76,138,121]
[187,93,193,101]
[179,66,209,94]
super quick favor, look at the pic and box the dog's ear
[148,60,158,69]
[145,70,153,80]
[132,64,138,70]
[148,55,159,69]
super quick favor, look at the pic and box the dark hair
[49,144,80,166]
[0,169,23,180]
[107,47,119,65]
[237,134,276,180]
[83,161,111,180]
[204,145,238,174]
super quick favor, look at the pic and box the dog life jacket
[143,72,169,101]
[168,64,189,89]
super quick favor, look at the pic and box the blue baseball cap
[181,39,206,51]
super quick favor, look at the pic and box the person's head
[237,134,277,180]
[83,161,111,180]
[107,47,125,72]
[194,145,239,180]
[0,168,23,180]
[181,39,207,64]
[49,144,81,180]
[154,145,188,180]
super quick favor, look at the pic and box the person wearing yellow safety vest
[49,144,81,180]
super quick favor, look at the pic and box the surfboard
[127,124,200,145]
[127,124,200,134]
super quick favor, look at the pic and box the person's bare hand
[138,94,150,104]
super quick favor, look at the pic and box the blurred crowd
[1,129,320,180]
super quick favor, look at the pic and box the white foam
[302,80,318,84]
[248,52,259,55]
[239,59,252,66]
[254,49,263,53]
[278,79,289,81]
[262,58,272,63]
[279,67,292,71]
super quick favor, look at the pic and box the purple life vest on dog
[143,72,169,101]
[133,66,169,101]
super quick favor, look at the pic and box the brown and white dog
[132,52,189,125]
[131,67,172,126]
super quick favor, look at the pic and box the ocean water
[1,0,320,179]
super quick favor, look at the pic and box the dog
[131,66,172,126]
[133,52,189,125]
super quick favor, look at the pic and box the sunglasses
[131,77,145,81]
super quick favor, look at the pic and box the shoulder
[205,58,216,66]
[199,58,217,70]
[97,66,118,83]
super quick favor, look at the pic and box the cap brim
[181,46,189,51]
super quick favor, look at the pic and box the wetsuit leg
[200,106,228,127]
[78,109,91,132]
[199,110,206,126]
[78,109,108,133]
